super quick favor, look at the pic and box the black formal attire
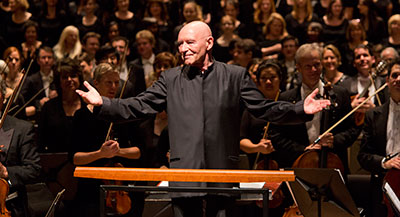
[321,19,348,49]
[1,115,41,217]
[37,12,69,47]
[339,74,388,107]
[269,84,361,173]
[285,13,320,45]
[20,71,56,120]
[93,61,314,216]
[127,59,146,95]
[37,97,75,153]
[109,14,139,39]
[2,14,32,47]
[74,16,104,39]
[95,61,312,186]
[357,101,391,217]
[69,105,145,217]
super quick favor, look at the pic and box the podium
[74,167,295,217]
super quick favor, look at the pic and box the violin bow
[252,90,280,170]
[0,69,27,129]
[313,83,388,145]
[12,82,52,117]
[104,64,133,142]
[12,58,34,104]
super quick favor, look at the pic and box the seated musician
[339,44,388,123]
[357,58,400,217]
[0,75,41,217]
[240,59,281,168]
[269,43,361,173]
[69,63,144,217]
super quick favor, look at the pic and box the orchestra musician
[20,46,57,120]
[357,58,400,217]
[0,72,41,217]
[240,59,281,168]
[76,21,331,217]
[37,58,82,153]
[339,44,388,118]
[269,43,360,174]
[69,63,144,217]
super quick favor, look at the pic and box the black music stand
[287,168,359,217]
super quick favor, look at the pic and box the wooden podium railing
[74,167,295,217]
[73,167,295,183]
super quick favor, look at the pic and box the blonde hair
[93,63,118,82]
[53,25,82,60]
[253,0,276,24]
[323,44,342,66]
[292,0,313,22]
[136,30,156,47]
[183,1,203,22]
[263,12,288,38]
[15,0,29,10]
[388,14,400,35]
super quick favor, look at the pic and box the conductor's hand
[384,156,400,170]
[100,140,120,158]
[304,88,331,114]
[76,81,103,106]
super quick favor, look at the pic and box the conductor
[76,21,330,217]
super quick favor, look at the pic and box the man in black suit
[20,46,56,120]
[358,59,400,217]
[0,75,41,217]
[269,43,361,173]
[339,44,388,121]
[76,21,331,217]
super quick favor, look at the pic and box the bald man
[77,21,330,217]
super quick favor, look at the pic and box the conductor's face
[177,22,213,68]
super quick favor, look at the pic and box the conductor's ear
[206,36,214,51]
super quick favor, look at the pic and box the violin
[103,61,133,215]
[253,91,284,208]
[103,162,131,215]
[0,179,11,217]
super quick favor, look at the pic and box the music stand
[287,168,359,217]
[44,189,65,217]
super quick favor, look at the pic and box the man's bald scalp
[180,21,212,38]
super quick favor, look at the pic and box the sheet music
[383,182,400,213]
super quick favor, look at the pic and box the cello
[292,82,345,174]
[285,82,388,217]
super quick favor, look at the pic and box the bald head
[177,21,214,70]
[180,21,212,38]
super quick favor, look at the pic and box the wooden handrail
[74,167,295,183]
